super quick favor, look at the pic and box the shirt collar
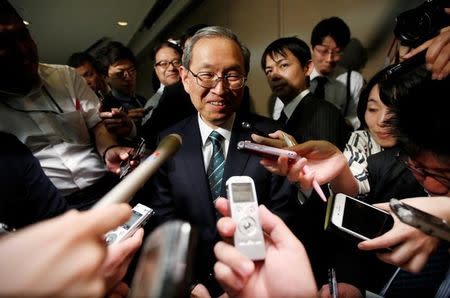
[283,89,310,119]
[198,113,234,146]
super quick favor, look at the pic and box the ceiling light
[23,20,30,25]
[117,21,128,27]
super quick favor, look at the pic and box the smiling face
[154,46,181,86]
[180,37,245,128]
[0,14,40,93]
[264,49,311,103]
[364,84,396,148]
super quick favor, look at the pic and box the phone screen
[342,198,394,239]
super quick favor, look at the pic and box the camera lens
[395,9,433,47]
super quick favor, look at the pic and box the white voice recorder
[105,203,154,245]
[226,176,265,260]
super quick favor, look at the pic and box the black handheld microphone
[93,134,182,208]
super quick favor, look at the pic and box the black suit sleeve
[0,133,67,229]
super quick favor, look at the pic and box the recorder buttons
[238,216,257,235]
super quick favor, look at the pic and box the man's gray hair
[182,26,250,74]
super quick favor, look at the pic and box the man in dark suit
[261,37,360,293]
[146,26,298,296]
[261,36,349,150]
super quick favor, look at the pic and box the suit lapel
[221,115,252,196]
[180,116,211,201]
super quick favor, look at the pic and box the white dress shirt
[198,113,234,171]
[0,63,105,196]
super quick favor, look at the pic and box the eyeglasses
[187,68,247,90]
[109,67,136,79]
[314,45,342,58]
[397,152,450,189]
[155,60,181,69]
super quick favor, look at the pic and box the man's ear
[179,66,190,93]
[304,60,314,76]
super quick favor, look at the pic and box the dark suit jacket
[282,92,357,288]
[140,81,196,150]
[0,132,67,229]
[285,92,349,150]
[146,112,299,294]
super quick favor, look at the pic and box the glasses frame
[155,60,182,69]
[313,45,343,58]
[397,152,450,189]
[186,68,247,90]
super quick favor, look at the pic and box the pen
[282,132,327,202]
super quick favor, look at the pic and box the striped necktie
[207,131,225,200]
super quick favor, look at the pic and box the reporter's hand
[402,25,450,80]
[251,130,297,148]
[358,203,440,273]
[104,146,136,175]
[0,204,131,297]
[319,282,363,298]
[127,108,146,121]
[260,141,347,187]
[102,228,144,292]
[213,198,317,298]
[100,108,133,137]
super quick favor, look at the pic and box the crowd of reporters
[1,0,450,297]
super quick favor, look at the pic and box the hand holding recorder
[213,197,317,298]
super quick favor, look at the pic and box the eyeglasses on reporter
[314,45,343,58]
[397,152,450,188]
[186,68,247,90]
[155,60,182,69]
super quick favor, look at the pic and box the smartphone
[330,193,394,242]
[105,203,154,245]
[226,176,265,260]
[129,220,197,298]
[237,140,298,161]
[119,137,146,179]
[390,198,450,242]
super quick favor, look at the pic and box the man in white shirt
[0,6,131,209]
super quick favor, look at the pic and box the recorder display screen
[231,183,255,203]
[342,198,393,239]
[123,210,142,230]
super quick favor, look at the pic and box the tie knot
[209,131,224,145]
[314,76,328,85]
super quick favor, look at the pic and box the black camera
[394,0,450,47]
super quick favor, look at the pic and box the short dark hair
[383,65,449,159]
[357,63,399,129]
[310,17,351,49]
[67,52,100,72]
[151,41,182,61]
[261,36,311,70]
[95,41,136,76]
